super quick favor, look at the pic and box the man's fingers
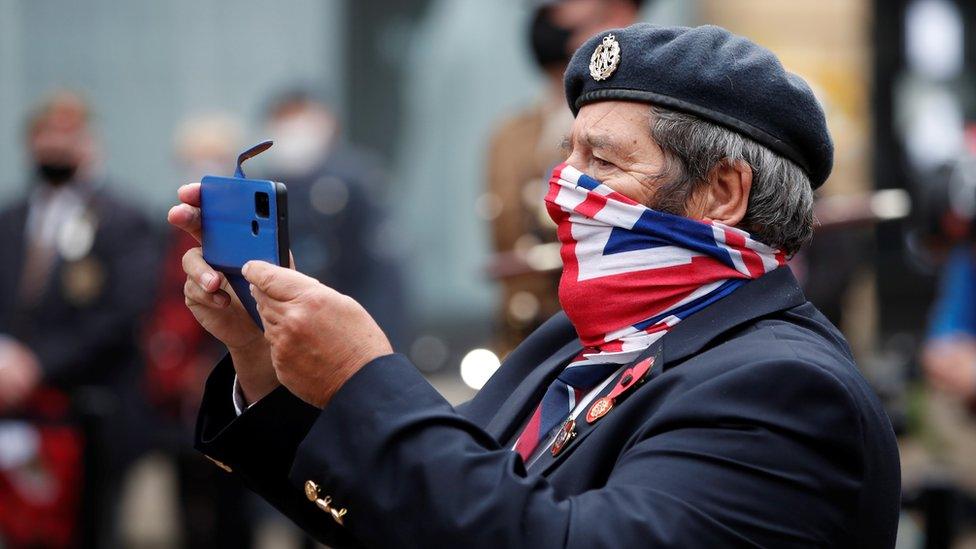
[249,284,280,325]
[168,204,203,243]
[177,182,201,207]
[168,183,203,242]
[242,261,316,301]
[181,247,225,293]
[184,279,231,308]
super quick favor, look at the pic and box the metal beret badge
[589,34,620,81]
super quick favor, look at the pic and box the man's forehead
[566,101,653,147]
[577,100,650,122]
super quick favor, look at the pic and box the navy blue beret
[564,23,833,189]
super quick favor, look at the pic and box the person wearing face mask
[261,88,406,350]
[0,91,159,547]
[486,0,644,355]
[173,25,899,547]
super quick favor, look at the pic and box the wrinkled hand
[923,338,976,401]
[243,260,393,408]
[0,338,41,410]
[168,183,278,403]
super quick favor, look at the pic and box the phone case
[200,141,289,329]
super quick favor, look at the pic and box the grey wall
[0,0,344,212]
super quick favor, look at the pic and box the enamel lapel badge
[585,356,655,424]
[585,396,614,423]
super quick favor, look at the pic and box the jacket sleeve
[283,353,873,548]
[194,355,358,548]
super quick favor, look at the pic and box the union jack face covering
[514,163,787,462]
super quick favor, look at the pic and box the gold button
[314,495,347,525]
[304,480,320,502]
[204,455,232,473]
[330,506,348,526]
[314,496,332,512]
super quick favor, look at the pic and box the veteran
[170,24,900,547]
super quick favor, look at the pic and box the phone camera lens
[255,192,270,218]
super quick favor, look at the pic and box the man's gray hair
[648,106,815,256]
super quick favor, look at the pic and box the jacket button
[304,480,320,502]
[329,505,348,526]
[204,455,232,473]
[314,495,348,525]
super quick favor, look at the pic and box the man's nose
[562,152,587,174]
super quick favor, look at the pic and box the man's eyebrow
[559,133,625,156]
[585,133,624,156]
[559,135,572,153]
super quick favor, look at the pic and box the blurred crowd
[0,88,405,548]
[0,0,974,547]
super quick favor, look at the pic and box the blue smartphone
[201,141,289,328]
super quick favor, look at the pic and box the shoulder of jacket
[667,320,864,411]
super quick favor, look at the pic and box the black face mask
[530,8,573,70]
[36,161,78,186]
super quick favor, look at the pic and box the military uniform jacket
[195,267,900,548]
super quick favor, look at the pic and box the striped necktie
[514,351,622,461]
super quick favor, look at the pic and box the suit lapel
[524,266,807,473]
[660,266,806,368]
[531,342,665,475]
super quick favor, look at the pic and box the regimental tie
[513,163,786,462]
[514,353,622,461]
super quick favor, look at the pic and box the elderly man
[170,25,900,547]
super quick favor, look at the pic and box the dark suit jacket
[0,185,160,465]
[196,267,900,548]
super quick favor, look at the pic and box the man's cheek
[601,177,642,203]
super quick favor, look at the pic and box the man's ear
[696,159,752,226]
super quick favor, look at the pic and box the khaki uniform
[485,100,573,354]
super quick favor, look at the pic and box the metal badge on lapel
[585,356,654,424]
[585,396,613,423]
[61,256,106,306]
[589,34,621,81]
[551,419,577,457]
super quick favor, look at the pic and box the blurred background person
[922,148,976,411]
[902,135,976,546]
[485,0,643,355]
[0,91,159,547]
[262,87,406,349]
[142,113,254,549]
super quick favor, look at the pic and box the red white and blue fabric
[514,163,786,462]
